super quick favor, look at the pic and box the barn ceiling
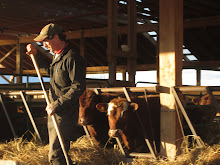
[0,0,219,74]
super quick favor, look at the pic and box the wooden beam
[184,16,220,29]
[107,0,118,86]
[22,64,156,75]
[0,46,17,69]
[22,69,48,76]
[0,24,153,46]
[80,31,85,59]
[159,0,183,159]
[20,60,220,75]
[127,0,137,86]
[0,75,12,84]
[0,46,16,64]
[15,23,157,46]
[16,39,23,83]
[0,15,219,46]
[14,59,220,76]
[0,40,16,45]
[122,68,126,81]
[183,60,220,69]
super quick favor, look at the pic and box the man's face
[43,35,59,53]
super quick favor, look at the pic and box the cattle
[78,89,117,146]
[186,93,217,124]
[96,95,161,154]
[192,93,212,105]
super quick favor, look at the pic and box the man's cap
[34,23,63,42]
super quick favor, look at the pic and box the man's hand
[46,104,55,116]
[26,44,37,56]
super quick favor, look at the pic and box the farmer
[26,23,86,165]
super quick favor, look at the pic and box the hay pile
[131,136,220,165]
[0,137,48,164]
[0,135,219,165]
[0,135,124,165]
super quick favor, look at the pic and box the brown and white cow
[189,93,217,124]
[96,96,160,153]
[192,93,212,105]
[78,89,116,146]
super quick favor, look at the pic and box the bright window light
[201,70,220,86]
[119,1,127,5]
[183,49,191,54]
[148,31,157,35]
[186,55,198,61]
[150,20,158,23]
[182,69,196,86]
[135,71,157,87]
[141,13,150,16]
[144,8,150,11]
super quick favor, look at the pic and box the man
[26,23,86,165]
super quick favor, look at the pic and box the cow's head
[78,89,100,125]
[200,93,212,105]
[96,97,138,138]
[192,93,212,105]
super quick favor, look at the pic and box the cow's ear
[96,103,108,112]
[130,103,139,111]
[192,97,200,105]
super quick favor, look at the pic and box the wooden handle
[30,54,70,165]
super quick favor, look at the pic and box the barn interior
[0,0,219,158]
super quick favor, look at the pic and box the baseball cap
[34,23,63,41]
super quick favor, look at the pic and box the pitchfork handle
[30,54,70,165]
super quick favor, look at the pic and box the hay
[0,135,219,165]
[69,136,124,165]
[0,137,48,165]
[130,135,220,165]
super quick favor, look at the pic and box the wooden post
[156,33,160,84]
[80,31,85,59]
[16,38,23,83]
[107,0,118,86]
[159,0,183,159]
[122,68,127,81]
[196,68,201,86]
[127,0,137,86]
